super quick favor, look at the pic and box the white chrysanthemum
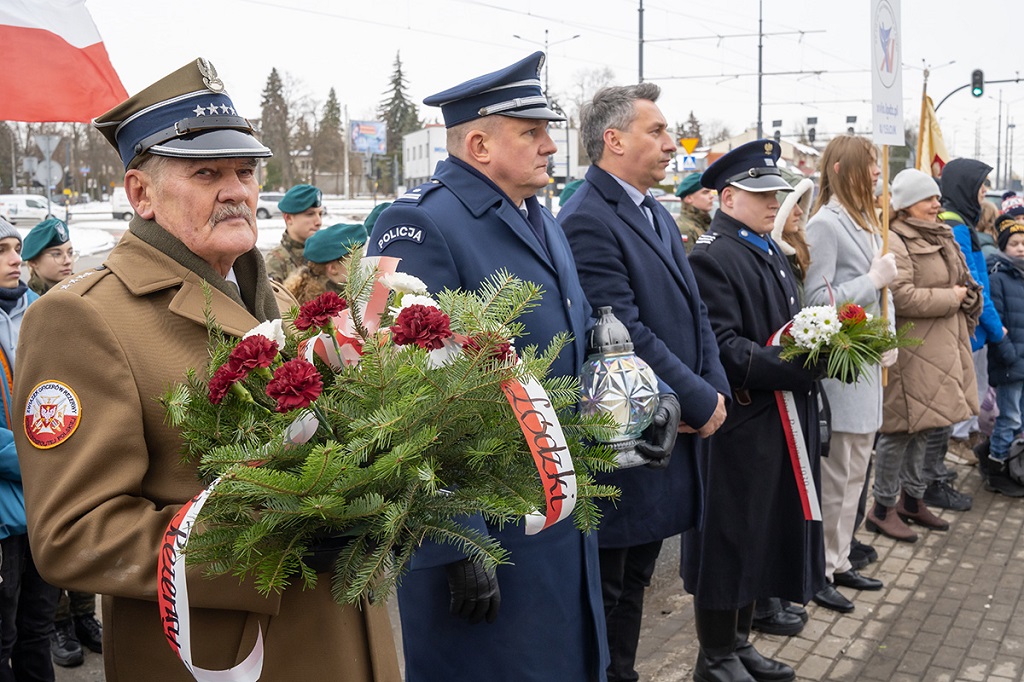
[243,319,286,347]
[381,272,429,295]
[790,306,841,349]
[391,293,439,315]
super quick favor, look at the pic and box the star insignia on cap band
[197,58,224,93]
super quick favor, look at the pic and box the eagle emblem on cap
[197,58,225,93]
[763,142,773,154]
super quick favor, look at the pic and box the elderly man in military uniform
[264,183,324,283]
[13,59,399,682]
[674,172,714,253]
[685,140,825,682]
[366,52,685,682]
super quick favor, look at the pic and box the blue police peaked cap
[94,58,272,170]
[424,51,565,128]
[702,139,793,193]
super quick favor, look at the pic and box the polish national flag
[0,0,128,123]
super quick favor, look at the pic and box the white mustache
[211,204,254,226]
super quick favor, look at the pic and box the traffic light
[971,69,984,97]
[808,128,816,144]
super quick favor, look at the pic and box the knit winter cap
[891,168,940,211]
[0,217,21,245]
[997,212,1024,251]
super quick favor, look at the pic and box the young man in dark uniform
[686,140,825,682]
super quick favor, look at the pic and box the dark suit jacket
[559,165,729,547]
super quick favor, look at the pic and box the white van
[0,194,68,226]
[111,187,133,221]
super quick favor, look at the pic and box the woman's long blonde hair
[812,135,881,233]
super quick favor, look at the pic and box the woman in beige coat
[869,169,982,542]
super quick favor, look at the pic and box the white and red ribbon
[767,322,822,522]
[502,375,577,535]
[158,478,265,681]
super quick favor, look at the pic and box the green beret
[675,173,703,198]
[364,202,392,233]
[23,218,70,261]
[559,179,585,206]
[278,184,322,214]
[303,223,368,263]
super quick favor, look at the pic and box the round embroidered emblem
[24,381,81,449]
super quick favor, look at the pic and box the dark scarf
[129,217,280,321]
[0,282,27,314]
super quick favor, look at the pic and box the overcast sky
[86,0,1022,179]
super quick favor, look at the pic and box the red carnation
[390,304,453,350]
[464,334,515,364]
[838,303,867,325]
[266,359,324,413]
[295,291,347,331]
[227,335,279,373]
[208,364,246,404]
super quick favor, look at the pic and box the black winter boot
[983,458,1024,497]
[735,604,796,681]
[693,607,755,682]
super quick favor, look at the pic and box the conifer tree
[260,68,292,189]
[376,52,421,194]
[315,88,345,174]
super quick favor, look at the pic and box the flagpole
[916,68,928,170]
[881,143,890,386]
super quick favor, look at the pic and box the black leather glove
[444,558,500,624]
[635,393,681,469]
[302,534,354,574]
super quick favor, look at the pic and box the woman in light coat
[873,169,981,544]
[803,136,896,614]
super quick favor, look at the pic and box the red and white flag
[0,0,128,123]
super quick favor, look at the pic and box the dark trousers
[54,591,96,621]
[599,540,663,682]
[0,534,59,682]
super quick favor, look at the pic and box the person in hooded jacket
[981,214,1024,496]
[920,158,1002,513]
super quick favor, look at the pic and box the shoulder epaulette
[396,180,444,204]
[695,232,719,246]
[57,266,111,295]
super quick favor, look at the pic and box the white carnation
[243,319,286,347]
[381,272,429,295]
[391,294,439,315]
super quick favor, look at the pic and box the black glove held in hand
[635,393,682,469]
[302,534,354,574]
[445,558,500,624]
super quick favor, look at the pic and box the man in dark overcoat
[366,52,679,682]
[558,82,729,682]
[685,139,825,682]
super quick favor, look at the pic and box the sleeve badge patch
[24,381,81,449]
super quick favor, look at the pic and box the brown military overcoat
[13,229,399,681]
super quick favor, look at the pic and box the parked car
[111,186,133,220]
[256,192,285,219]
[0,194,68,225]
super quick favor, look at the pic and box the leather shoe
[923,480,972,511]
[848,538,877,569]
[781,600,808,624]
[750,608,803,637]
[832,569,883,591]
[812,584,854,613]
[735,640,795,681]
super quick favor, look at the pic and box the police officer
[264,184,323,283]
[367,51,678,682]
[14,58,399,682]
[675,172,714,253]
[686,140,825,682]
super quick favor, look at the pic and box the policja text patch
[376,225,424,252]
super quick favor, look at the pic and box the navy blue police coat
[367,157,608,682]
[684,210,825,611]
[558,165,730,548]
